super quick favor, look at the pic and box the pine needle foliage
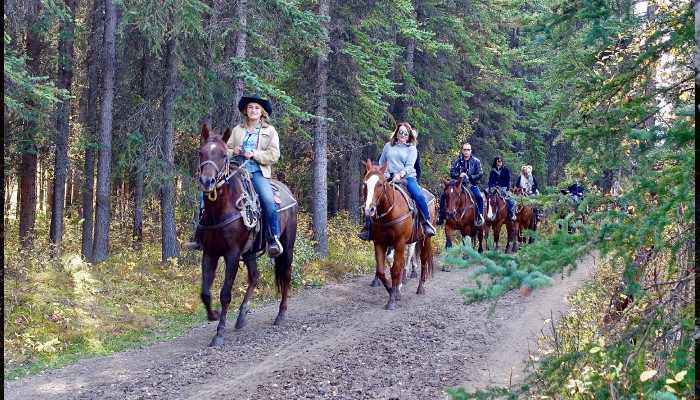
[446,0,694,398]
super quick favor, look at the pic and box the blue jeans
[470,185,483,215]
[501,187,515,216]
[405,177,431,223]
[572,194,582,205]
[250,171,279,239]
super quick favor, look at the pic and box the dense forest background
[4,0,695,397]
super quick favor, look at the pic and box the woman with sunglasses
[357,122,436,240]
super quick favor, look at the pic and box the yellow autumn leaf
[640,369,657,382]
[664,385,677,394]
[589,346,601,353]
[674,370,687,381]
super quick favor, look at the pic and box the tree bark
[348,143,361,224]
[18,0,44,248]
[91,0,117,262]
[49,0,76,256]
[312,0,330,256]
[81,0,104,260]
[160,37,179,261]
[229,0,247,127]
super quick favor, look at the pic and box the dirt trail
[4,253,597,399]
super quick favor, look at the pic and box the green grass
[5,210,415,380]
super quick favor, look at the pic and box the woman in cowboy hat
[183,93,283,257]
[228,93,284,257]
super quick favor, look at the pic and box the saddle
[232,169,298,259]
[391,180,435,244]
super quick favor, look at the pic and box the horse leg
[493,222,502,252]
[408,243,418,279]
[416,238,431,295]
[529,216,536,244]
[235,258,259,330]
[374,244,391,293]
[445,225,454,248]
[210,254,241,347]
[387,242,406,309]
[201,254,221,322]
[375,247,393,287]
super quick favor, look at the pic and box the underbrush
[446,252,695,400]
[3,210,382,380]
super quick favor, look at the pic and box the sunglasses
[398,131,409,136]
[462,148,471,151]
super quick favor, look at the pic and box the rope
[233,168,260,230]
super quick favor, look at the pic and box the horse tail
[423,237,435,279]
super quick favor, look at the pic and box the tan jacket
[227,122,280,178]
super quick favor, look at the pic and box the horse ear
[380,162,388,174]
[362,159,370,170]
[222,127,232,143]
[442,178,449,186]
[202,123,210,140]
[456,176,462,187]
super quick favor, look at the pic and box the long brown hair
[389,122,416,146]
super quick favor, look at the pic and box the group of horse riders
[357,132,543,242]
[184,92,582,254]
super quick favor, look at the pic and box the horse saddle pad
[270,180,298,213]
[393,181,435,210]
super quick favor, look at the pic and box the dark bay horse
[362,160,435,310]
[510,186,537,252]
[197,124,297,347]
[484,187,515,253]
[441,178,483,253]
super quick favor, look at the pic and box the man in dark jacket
[564,179,585,205]
[437,142,484,226]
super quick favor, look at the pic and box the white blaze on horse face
[363,175,380,215]
[209,143,218,152]
[486,198,495,220]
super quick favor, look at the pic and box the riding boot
[475,211,485,226]
[419,213,436,237]
[436,193,446,225]
[267,235,283,258]
[183,226,202,251]
[357,217,372,241]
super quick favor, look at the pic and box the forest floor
[4,252,597,400]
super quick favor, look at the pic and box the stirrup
[267,236,283,258]
[475,214,485,227]
[183,241,202,251]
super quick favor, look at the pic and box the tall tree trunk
[160,37,179,261]
[130,34,150,249]
[49,0,76,256]
[19,0,44,248]
[81,0,104,260]
[348,142,361,224]
[229,0,247,127]
[91,0,117,262]
[312,0,330,256]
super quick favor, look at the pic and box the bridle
[446,182,472,221]
[366,173,396,219]
[200,138,231,201]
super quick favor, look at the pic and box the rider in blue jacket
[487,157,516,220]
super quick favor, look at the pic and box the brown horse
[361,160,435,310]
[197,124,298,347]
[484,187,514,253]
[441,178,483,253]
[510,186,537,252]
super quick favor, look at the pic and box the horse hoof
[235,316,247,330]
[209,335,225,347]
[208,310,221,321]
[442,266,451,272]
[385,302,396,310]
[416,285,425,295]
[274,314,286,325]
[370,276,381,287]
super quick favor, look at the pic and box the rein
[448,184,474,221]
[200,138,232,201]
[368,178,412,225]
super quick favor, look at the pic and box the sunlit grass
[4,209,392,380]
